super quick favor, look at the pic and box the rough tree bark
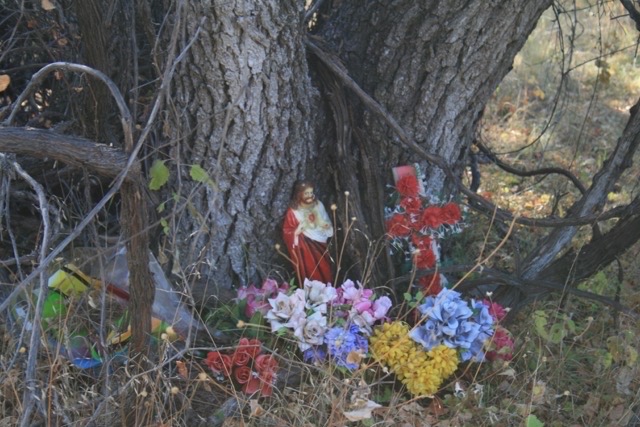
[158,0,558,296]
[162,1,319,297]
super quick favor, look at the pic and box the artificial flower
[385,214,412,237]
[417,274,442,296]
[205,351,233,376]
[232,337,262,366]
[304,278,337,310]
[400,196,423,213]
[303,346,327,365]
[485,326,514,361]
[420,206,443,230]
[413,247,436,269]
[410,289,474,350]
[483,300,508,322]
[396,175,420,197]
[370,321,459,396]
[298,311,328,351]
[265,289,306,332]
[440,202,462,225]
[324,324,368,370]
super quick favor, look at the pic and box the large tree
[1,0,639,349]
[3,0,640,425]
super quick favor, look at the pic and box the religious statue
[282,181,334,285]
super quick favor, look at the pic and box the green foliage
[148,159,170,190]
[525,414,544,427]
[533,310,576,344]
[403,290,424,309]
[189,164,217,189]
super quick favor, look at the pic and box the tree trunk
[319,0,553,193]
[162,1,319,295]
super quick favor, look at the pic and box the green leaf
[189,164,210,183]
[403,292,412,302]
[525,414,544,427]
[149,160,170,190]
[533,310,548,339]
[548,323,567,344]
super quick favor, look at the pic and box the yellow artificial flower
[370,321,460,397]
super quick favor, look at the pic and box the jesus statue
[282,181,334,285]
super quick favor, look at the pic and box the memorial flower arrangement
[262,278,392,371]
[204,337,279,397]
[371,288,513,396]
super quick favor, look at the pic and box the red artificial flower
[486,327,514,362]
[232,338,262,366]
[420,206,443,230]
[483,300,507,322]
[411,234,432,250]
[400,196,422,214]
[254,354,278,374]
[417,274,442,296]
[258,369,276,397]
[204,351,233,376]
[396,175,420,197]
[385,213,412,237]
[440,202,462,225]
[413,247,436,269]
[234,365,261,394]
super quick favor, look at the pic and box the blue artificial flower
[324,324,368,370]
[410,288,475,351]
[303,346,327,365]
[459,300,495,361]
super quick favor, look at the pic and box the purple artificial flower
[324,324,368,370]
[303,346,327,365]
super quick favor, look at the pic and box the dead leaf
[249,399,265,417]
[41,0,56,10]
[175,360,188,379]
[0,75,9,92]
[342,399,382,422]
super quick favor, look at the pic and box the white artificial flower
[304,279,338,308]
[297,311,327,351]
[265,289,306,332]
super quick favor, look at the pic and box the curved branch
[2,62,133,149]
[0,127,138,180]
[475,139,587,194]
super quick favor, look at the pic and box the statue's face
[300,187,315,206]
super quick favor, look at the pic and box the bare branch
[0,127,138,180]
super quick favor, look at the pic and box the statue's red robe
[282,205,333,285]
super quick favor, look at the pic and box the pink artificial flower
[483,300,507,322]
[486,326,515,362]
[261,278,279,295]
[371,296,392,320]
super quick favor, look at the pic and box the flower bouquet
[264,278,392,371]
[204,337,279,396]
[370,288,513,396]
